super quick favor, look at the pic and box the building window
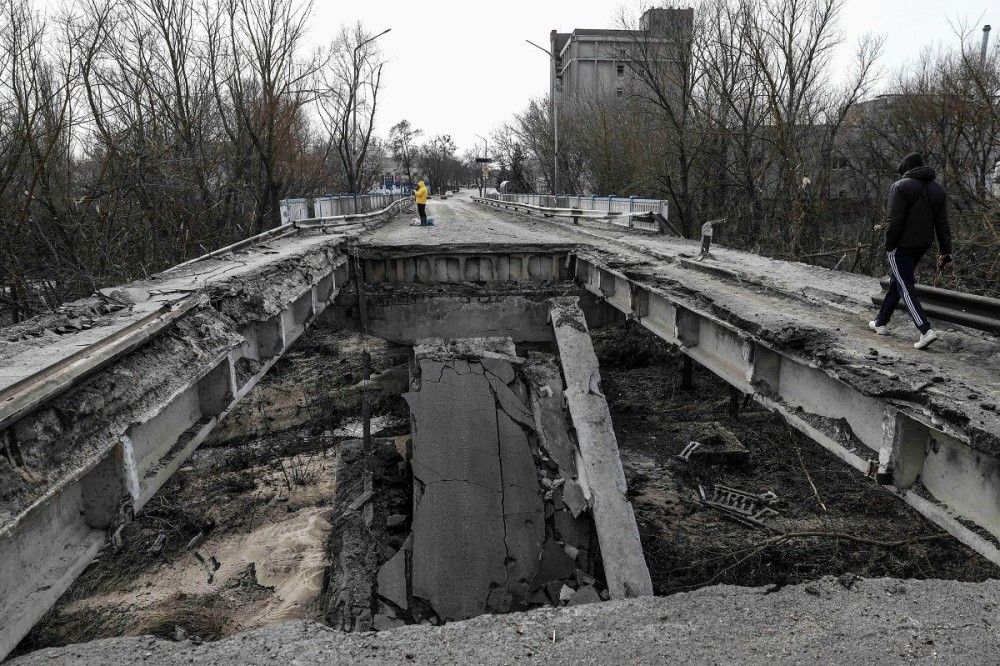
[617,63,625,76]
[620,48,626,58]
[616,88,624,97]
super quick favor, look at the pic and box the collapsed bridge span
[2,195,1000,658]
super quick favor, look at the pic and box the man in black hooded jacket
[869,152,953,350]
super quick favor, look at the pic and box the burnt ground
[592,321,999,595]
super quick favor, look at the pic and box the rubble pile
[373,338,605,626]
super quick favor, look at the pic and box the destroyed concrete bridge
[2,194,1000,661]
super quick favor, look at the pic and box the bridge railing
[488,193,668,232]
[281,193,407,223]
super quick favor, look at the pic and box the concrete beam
[359,250,574,285]
[575,255,1000,567]
[549,297,654,599]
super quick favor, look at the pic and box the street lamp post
[351,27,391,211]
[526,39,558,198]
[475,133,489,196]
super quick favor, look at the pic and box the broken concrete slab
[531,537,578,589]
[376,535,411,612]
[491,409,546,611]
[682,423,750,466]
[549,297,653,599]
[562,478,589,518]
[404,339,544,621]
[553,509,591,554]
[568,584,602,607]
[395,336,609,622]
[524,352,578,477]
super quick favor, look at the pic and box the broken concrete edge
[412,337,522,365]
[548,298,654,600]
[478,197,879,316]
[573,251,1000,567]
[2,244,353,523]
[355,242,581,260]
[579,246,1000,466]
[578,247,999,456]
[0,294,209,434]
[0,246,355,661]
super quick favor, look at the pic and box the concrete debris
[386,514,407,528]
[568,584,602,606]
[97,287,150,304]
[562,478,589,518]
[324,438,407,632]
[523,352,578,476]
[532,538,578,589]
[346,490,374,513]
[559,584,574,603]
[397,338,607,623]
[376,535,411,611]
[678,423,749,466]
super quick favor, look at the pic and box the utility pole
[526,39,559,197]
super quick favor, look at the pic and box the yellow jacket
[414,181,428,204]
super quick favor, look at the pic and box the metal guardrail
[281,193,405,222]
[872,280,1000,335]
[171,195,408,273]
[492,193,668,232]
[0,297,206,434]
[478,195,664,233]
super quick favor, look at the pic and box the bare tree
[389,118,421,185]
[319,22,386,202]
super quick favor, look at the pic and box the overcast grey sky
[314,0,997,155]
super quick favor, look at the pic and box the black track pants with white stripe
[876,247,931,334]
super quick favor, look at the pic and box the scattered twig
[795,445,828,512]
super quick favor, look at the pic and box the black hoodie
[885,158,951,254]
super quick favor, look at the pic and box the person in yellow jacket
[413,180,431,226]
